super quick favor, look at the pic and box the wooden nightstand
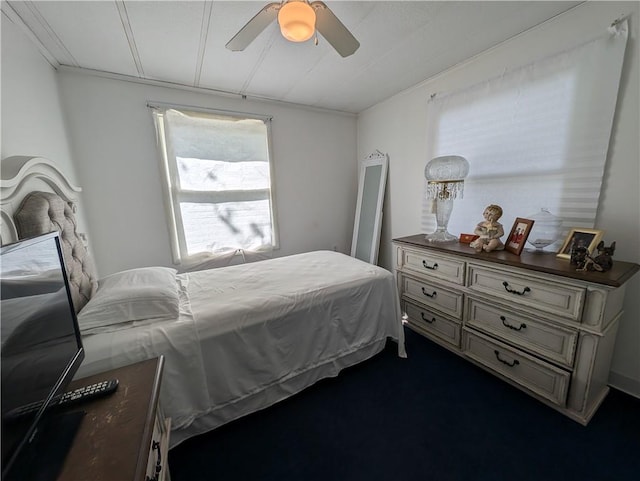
[57,357,171,481]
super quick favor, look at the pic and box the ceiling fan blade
[226,2,281,51]
[311,1,359,57]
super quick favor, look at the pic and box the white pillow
[77,266,179,334]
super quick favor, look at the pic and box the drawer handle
[145,441,162,481]
[422,260,438,270]
[494,350,520,367]
[421,312,436,323]
[502,281,531,296]
[500,315,526,331]
[421,287,437,298]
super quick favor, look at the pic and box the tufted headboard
[1,156,98,312]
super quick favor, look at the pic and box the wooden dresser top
[58,357,164,481]
[393,234,639,288]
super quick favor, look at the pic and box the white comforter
[78,251,405,447]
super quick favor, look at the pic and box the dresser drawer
[465,298,578,367]
[398,247,465,285]
[400,273,464,319]
[403,300,461,348]
[462,329,570,406]
[467,265,585,320]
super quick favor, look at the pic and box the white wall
[56,70,358,275]
[1,12,78,183]
[0,11,96,239]
[358,1,640,395]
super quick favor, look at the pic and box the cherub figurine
[470,204,505,253]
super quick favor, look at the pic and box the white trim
[264,119,280,252]
[608,371,640,399]
[147,101,272,123]
[0,6,59,68]
[57,65,357,117]
[151,113,182,264]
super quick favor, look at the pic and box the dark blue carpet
[169,328,640,480]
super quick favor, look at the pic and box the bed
[0,156,406,447]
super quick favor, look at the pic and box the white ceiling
[4,1,582,113]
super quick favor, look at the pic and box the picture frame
[556,228,604,260]
[505,218,535,255]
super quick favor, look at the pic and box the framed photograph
[505,218,535,255]
[557,228,604,259]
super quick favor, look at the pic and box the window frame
[151,104,279,265]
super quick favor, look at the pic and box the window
[421,20,629,247]
[151,106,277,264]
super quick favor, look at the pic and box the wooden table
[57,356,170,481]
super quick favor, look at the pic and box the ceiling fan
[226,0,360,58]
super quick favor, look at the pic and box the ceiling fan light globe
[278,1,316,42]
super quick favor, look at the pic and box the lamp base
[425,230,458,243]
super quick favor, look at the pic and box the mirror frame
[351,151,388,264]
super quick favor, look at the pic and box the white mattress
[78,251,405,447]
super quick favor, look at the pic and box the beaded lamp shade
[424,155,470,242]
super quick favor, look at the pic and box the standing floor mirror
[351,151,388,264]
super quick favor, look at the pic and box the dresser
[58,357,171,481]
[393,234,639,424]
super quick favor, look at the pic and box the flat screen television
[1,232,85,481]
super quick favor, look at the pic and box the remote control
[4,379,119,420]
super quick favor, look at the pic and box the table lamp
[424,155,470,242]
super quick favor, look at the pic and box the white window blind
[422,20,629,250]
[151,106,277,264]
